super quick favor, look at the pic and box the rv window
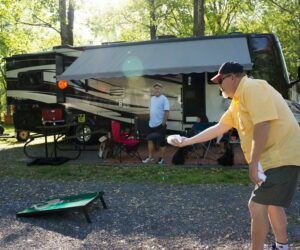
[251,52,276,83]
[249,37,270,52]
[249,37,276,83]
[18,71,43,86]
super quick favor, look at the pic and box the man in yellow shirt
[169,62,300,250]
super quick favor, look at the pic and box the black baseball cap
[211,61,244,83]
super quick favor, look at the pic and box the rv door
[182,73,206,123]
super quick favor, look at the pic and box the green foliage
[85,0,299,79]
[0,0,62,116]
[261,0,299,80]
[0,61,6,114]
[0,124,14,134]
[0,0,298,87]
[234,0,299,79]
[87,0,194,42]
[159,0,193,37]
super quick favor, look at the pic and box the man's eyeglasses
[219,74,232,85]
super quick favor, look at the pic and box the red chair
[111,120,141,162]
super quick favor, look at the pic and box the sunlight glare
[75,0,128,44]
[85,0,128,11]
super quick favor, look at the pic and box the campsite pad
[16,191,107,223]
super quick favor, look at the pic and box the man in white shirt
[142,82,170,164]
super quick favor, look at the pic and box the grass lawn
[0,125,250,185]
[0,161,250,185]
[1,123,15,134]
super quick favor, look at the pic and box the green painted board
[17,192,100,216]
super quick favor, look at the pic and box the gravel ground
[0,177,299,250]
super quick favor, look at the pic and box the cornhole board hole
[16,191,107,223]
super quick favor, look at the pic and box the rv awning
[58,36,252,80]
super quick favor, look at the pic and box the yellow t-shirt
[220,76,300,171]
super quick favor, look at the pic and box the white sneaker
[142,157,154,163]
[156,158,165,164]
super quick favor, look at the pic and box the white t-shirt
[149,95,170,128]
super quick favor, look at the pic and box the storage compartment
[42,108,64,124]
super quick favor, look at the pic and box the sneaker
[156,157,165,164]
[142,157,154,163]
[271,242,289,250]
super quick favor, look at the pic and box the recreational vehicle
[5,33,300,143]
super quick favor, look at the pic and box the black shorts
[250,165,299,208]
[146,124,167,146]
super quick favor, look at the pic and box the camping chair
[111,120,141,162]
[188,122,217,163]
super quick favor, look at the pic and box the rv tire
[73,124,97,144]
[16,130,30,142]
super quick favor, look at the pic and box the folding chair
[188,122,217,162]
[111,120,141,162]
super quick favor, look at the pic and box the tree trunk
[193,0,205,36]
[67,0,74,45]
[148,0,157,40]
[59,0,68,45]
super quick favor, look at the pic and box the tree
[86,0,193,42]
[59,0,75,45]
[0,58,7,116]
[148,0,157,39]
[1,0,299,80]
[205,0,254,35]
[121,0,180,40]
[261,0,300,79]
[0,0,37,115]
[0,0,63,116]
[7,0,75,46]
[193,0,205,36]
[234,0,299,79]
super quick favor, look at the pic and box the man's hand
[168,123,231,149]
[249,121,270,185]
[249,162,261,185]
[167,135,187,147]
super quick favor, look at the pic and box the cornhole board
[16,191,107,223]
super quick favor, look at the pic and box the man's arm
[162,110,169,126]
[171,122,232,147]
[249,121,270,184]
